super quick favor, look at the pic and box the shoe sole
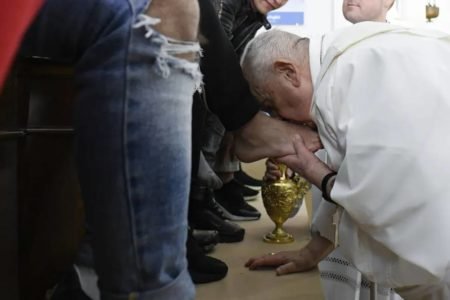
[243,184,261,192]
[218,231,245,243]
[243,194,259,201]
[215,202,261,221]
[191,225,245,243]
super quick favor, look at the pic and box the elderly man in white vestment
[261,1,400,299]
[317,0,399,299]
[242,23,450,299]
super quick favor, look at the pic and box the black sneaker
[188,190,245,243]
[235,169,263,191]
[241,184,259,201]
[191,229,219,253]
[189,186,245,242]
[214,180,261,221]
[187,233,228,284]
[190,208,245,243]
[202,189,230,221]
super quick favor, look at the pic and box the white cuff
[311,199,338,243]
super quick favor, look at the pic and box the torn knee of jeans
[155,41,203,92]
[133,14,203,91]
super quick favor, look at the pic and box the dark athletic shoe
[214,180,261,221]
[241,184,259,201]
[187,233,228,284]
[235,169,262,191]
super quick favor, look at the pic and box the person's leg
[192,92,208,180]
[77,1,201,298]
[21,0,201,298]
[200,112,260,221]
[189,107,245,240]
[201,111,227,172]
[214,132,239,183]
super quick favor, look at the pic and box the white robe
[309,21,450,294]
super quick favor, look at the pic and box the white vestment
[309,21,450,297]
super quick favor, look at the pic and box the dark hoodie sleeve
[216,0,238,39]
[198,0,260,131]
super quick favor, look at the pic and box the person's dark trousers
[191,92,208,178]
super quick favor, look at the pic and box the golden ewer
[261,163,311,244]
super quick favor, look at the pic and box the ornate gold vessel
[261,164,311,244]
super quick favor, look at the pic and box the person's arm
[244,137,336,276]
[198,0,260,131]
[277,135,340,246]
[245,233,333,275]
[277,135,333,188]
[216,0,239,39]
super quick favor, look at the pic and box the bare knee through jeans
[146,0,200,60]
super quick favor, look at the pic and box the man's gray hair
[240,30,309,87]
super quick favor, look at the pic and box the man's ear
[273,60,300,87]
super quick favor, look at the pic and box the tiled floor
[195,161,324,300]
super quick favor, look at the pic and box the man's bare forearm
[233,112,322,162]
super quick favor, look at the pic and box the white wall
[267,0,450,36]
[393,0,450,33]
[265,0,335,38]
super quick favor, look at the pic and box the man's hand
[245,234,333,276]
[277,135,332,188]
[263,158,294,181]
[234,112,322,163]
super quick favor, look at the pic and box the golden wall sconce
[426,3,439,22]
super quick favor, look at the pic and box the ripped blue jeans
[20,0,201,299]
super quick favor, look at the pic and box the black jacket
[197,0,260,131]
[211,0,271,56]
[191,0,261,176]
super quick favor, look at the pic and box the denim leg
[21,0,201,299]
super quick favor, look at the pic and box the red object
[0,0,43,87]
